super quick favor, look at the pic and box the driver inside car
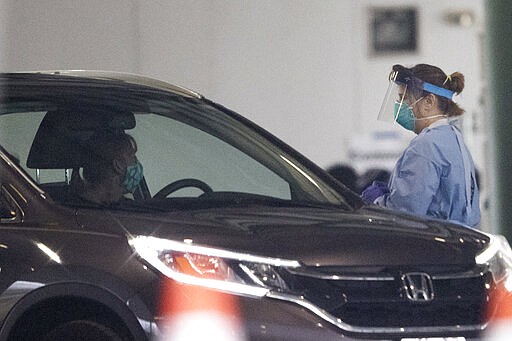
[71,131,143,205]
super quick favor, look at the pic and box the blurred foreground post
[484,284,512,341]
[157,279,247,341]
[487,0,512,241]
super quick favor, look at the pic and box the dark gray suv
[0,71,510,340]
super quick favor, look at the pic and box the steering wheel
[153,178,213,199]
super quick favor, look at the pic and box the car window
[0,92,352,211]
[132,114,291,199]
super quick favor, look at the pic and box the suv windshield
[0,74,355,211]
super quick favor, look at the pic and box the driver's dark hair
[391,64,465,117]
[83,131,137,184]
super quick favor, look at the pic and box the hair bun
[448,72,464,94]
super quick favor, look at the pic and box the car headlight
[129,235,300,297]
[475,234,512,290]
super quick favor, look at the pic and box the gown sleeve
[383,137,440,216]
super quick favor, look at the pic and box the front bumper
[153,291,485,341]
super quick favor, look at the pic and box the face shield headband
[377,69,455,125]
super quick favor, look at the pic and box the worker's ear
[423,93,436,110]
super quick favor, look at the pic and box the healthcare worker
[362,64,480,227]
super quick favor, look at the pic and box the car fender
[0,281,150,340]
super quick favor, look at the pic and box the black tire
[42,319,126,341]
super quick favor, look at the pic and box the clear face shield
[377,70,420,125]
[377,69,455,127]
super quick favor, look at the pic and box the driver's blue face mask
[122,160,143,193]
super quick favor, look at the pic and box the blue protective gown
[381,120,480,227]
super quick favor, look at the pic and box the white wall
[0,0,487,172]
[0,0,139,71]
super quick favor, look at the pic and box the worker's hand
[361,181,389,204]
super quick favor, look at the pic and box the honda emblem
[401,272,434,303]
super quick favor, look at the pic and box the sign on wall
[370,7,418,55]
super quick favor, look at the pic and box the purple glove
[361,181,390,204]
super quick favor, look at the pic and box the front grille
[334,300,483,327]
[285,267,492,329]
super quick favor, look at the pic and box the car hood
[80,205,488,267]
